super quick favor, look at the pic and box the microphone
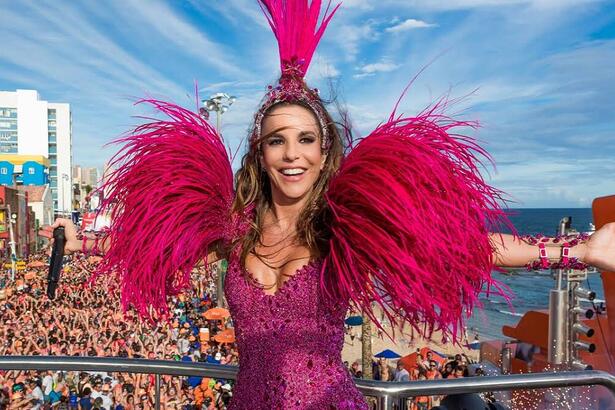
[47,227,66,300]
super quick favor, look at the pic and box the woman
[44,0,615,409]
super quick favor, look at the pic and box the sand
[341,317,480,368]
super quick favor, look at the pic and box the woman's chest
[224,257,326,323]
[244,243,312,296]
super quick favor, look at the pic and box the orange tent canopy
[398,348,447,372]
[213,328,235,344]
[27,261,46,268]
[24,271,37,281]
[203,307,230,320]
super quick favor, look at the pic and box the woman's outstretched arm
[40,218,109,255]
[491,222,615,271]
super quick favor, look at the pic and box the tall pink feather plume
[257,0,341,77]
[96,100,233,318]
[322,100,514,343]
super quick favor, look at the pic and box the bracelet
[538,242,550,269]
[81,236,89,255]
[524,233,589,271]
[93,236,100,256]
[92,231,109,256]
[520,233,590,246]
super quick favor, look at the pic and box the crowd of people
[344,350,477,409]
[1,252,485,410]
[0,252,238,409]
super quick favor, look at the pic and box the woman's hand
[584,222,615,272]
[38,218,81,254]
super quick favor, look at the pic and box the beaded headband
[250,0,341,150]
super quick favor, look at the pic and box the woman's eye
[267,137,283,146]
[300,136,316,144]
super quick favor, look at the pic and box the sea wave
[498,309,524,317]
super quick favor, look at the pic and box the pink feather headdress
[251,0,341,149]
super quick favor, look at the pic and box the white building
[0,89,72,215]
[19,185,54,228]
[73,165,100,188]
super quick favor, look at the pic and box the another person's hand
[585,222,615,272]
[38,218,81,254]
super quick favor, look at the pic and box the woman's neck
[267,195,308,232]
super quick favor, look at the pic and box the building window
[0,168,7,175]
[0,108,17,118]
[28,168,35,175]
[48,109,56,120]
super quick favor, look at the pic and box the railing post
[155,373,161,410]
[501,347,512,375]
[378,394,393,410]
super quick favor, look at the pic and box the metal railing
[2,356,615,410]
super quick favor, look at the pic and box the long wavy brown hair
[231,97,344,266]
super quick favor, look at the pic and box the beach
[341,316,479,366]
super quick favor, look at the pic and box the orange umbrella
[213,328,235,344]
[27,261,46,268]
[203,307,230,320]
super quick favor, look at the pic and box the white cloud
[119,0,244,77]
[333,21,379,61]
[188,0,269,29]
[386,18,437,33]
[341,0,374,10]
[307,54,341,82]
[354,60,401,78]
[386,0,600,11]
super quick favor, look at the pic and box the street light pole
[201,93,236,309]
[201,93,236,136]
[7,204,17,281]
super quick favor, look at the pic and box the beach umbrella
[203,307,230,320]
[344,316,363,326]
[24,271,37,281]
[374,349,401,359]
[213,328,235,344]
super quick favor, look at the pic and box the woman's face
[260,104,325,205]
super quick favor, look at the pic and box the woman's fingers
[38,229,53,239]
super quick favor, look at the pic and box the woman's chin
[273,186,312,204]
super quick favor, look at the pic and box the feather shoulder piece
[323,100,512,342]
[97,99,234,317]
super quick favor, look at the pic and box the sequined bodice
[224,257,368,409]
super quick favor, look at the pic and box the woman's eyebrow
[298,130,317,137]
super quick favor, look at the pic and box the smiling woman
[260,104,326,203]
[41,0,615,409]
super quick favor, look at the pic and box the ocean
[466,208,602,340]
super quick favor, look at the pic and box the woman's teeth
[281,168,305,176]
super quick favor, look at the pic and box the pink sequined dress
[224,256,369,409]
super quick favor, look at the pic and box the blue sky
[1,0,614,207]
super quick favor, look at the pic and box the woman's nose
[283,141,299,161]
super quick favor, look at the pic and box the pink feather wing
[323,103,513,343]
[96,100,234,317]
